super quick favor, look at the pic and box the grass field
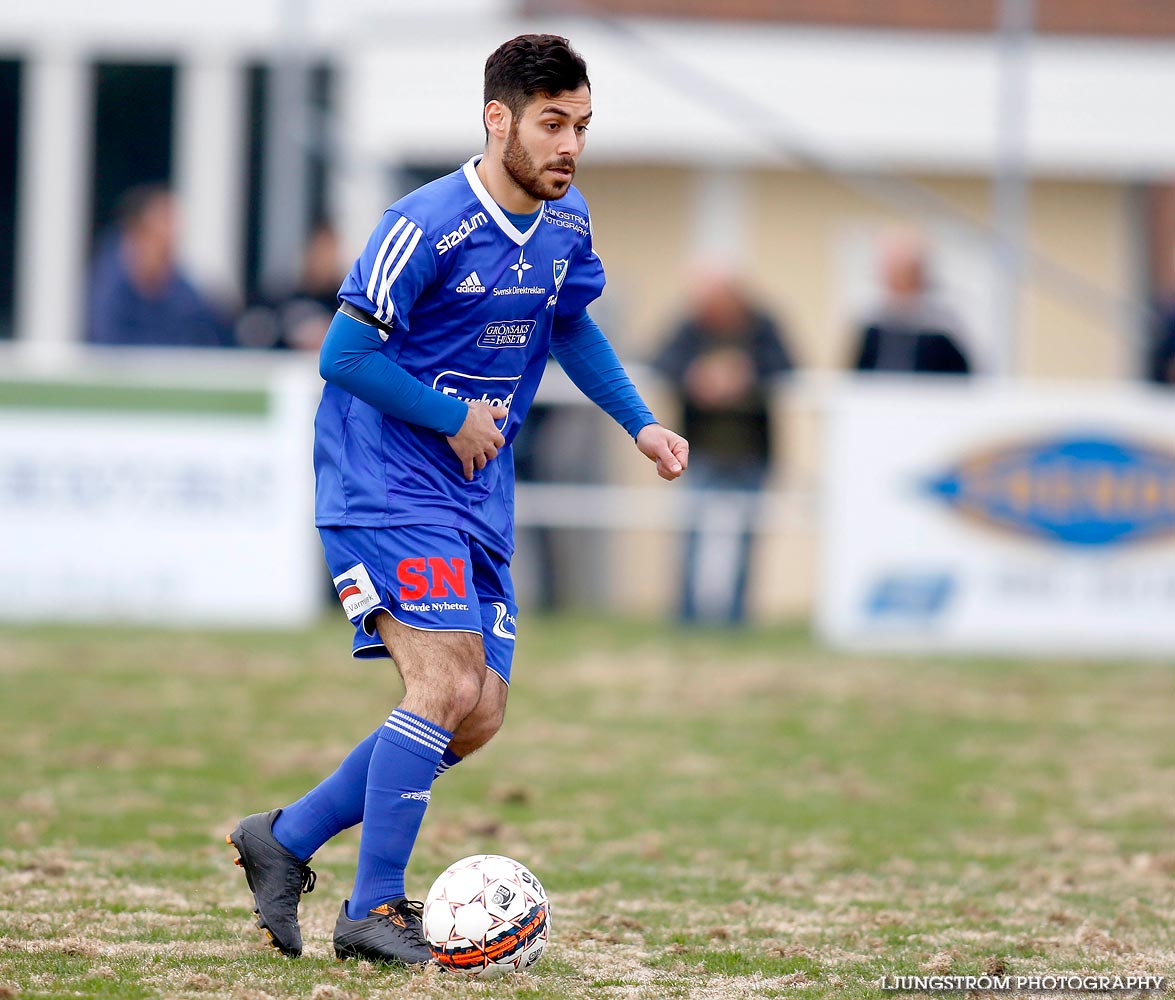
[0,615,1172,999]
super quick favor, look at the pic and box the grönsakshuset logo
[924,435,1175,547]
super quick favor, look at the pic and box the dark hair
[115,183,172,230]
[483,34,590,120]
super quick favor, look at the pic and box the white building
[3,0,1175,622]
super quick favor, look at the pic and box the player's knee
[466,700,506,750]
[446,660,486,723]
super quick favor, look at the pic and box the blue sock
[272,730,464,862]
[346,709,451,919]
[272,729,379,861]
[435,746,463,780]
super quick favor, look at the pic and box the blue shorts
[320,524,517,685]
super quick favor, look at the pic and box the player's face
[503,86,592,202]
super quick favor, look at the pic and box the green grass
[0,380,269,415]
[0,616,1172,999]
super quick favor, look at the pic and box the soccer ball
[423,854,550,978]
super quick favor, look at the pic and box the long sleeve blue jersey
[313,155,654,559]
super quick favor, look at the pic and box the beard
[502,123,575,202]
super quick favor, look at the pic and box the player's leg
[227,729,382,956]
[260,521,470,868]
[439,535,518,769]
[226,527,392,956]
[333,612,486,964]
[227,725,379,958]
[228,525,507,962]
[227,524,465,959]
[448,670,508,758]
[268,729,377,861]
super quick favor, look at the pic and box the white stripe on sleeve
[366,216,408,304]
[375,223,423,324]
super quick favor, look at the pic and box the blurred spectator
[1147,300,1175,383]
[86,184,234,347]
[850,230,971,374]
[652,266,795,625]
[235,221,344,351]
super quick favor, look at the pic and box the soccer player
[227,34,688,966]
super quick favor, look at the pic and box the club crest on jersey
[333,562,379,620]
[478,320,535,349]
[547,259,570,309]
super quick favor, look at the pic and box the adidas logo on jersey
[455,271,486,293]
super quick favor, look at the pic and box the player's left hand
[635,424,689,482]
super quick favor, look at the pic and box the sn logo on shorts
[396,557,467,601]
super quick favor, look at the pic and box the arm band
[318,307,468,436]
[550,310,657,439]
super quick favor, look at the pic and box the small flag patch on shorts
[333,562,380,620]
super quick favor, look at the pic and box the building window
[90,62,176,244]
[0,58,20,340]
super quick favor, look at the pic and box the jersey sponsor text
[433,371,523,421]
[478,320,535,349]
[397,556,468,601]
[492,285,545,296]
[544,207,590,237]
[436,212,488,255]
[456,271,486,293]
[333,562,380,620]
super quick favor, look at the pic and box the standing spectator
[86,184,234,347]
[652,267,794,624]
[1147,300,1175,384]
[850,230,971,374]
[236,220,346,352]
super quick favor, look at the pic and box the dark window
[90,62,175,244]
[0,59,20,340]
[242,62,266,302]
[241,61,334,303]
[307,63,334,231]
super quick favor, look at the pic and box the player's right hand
[446,402,508,481]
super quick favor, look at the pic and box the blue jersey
[313,155,606,558]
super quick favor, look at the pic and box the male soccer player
[227,34,688,966]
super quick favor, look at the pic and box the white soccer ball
[423,854,550,979]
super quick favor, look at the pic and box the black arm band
[338,300,393,337]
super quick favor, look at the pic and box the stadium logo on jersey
[433,371,522,428]
[333,562,380,620]
[478,320,535,349]
[455,271,486,294]
[924,435,1175,547]
[397,556,468,601]
[435,212,488,255]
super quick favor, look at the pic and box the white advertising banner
[818,379,1175,655]
[0,370,322,626]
